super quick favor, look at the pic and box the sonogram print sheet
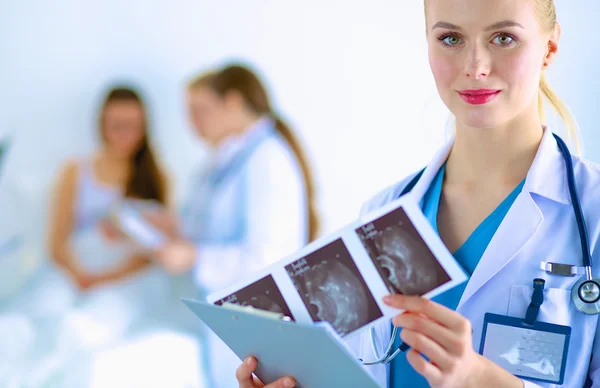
[207,193,468,340]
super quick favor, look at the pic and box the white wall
[548,1,600,156]
[0,0,598,268]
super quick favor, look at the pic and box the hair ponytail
[538,73,581,154]
[271,115,320,241]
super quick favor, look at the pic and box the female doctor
[236,0,600,387]
[153,63,321,388]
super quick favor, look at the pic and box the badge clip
[540,261,584,277]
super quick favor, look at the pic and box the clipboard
[182,298,382,388]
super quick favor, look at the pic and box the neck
[446,110,543,188]
[99,149,131,171]
[233,111,263,136]
[214,112,263,147]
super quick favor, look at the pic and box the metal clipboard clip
[222,303,293,322]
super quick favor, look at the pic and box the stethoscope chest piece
[572,277,600,314]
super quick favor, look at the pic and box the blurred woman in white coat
[152,63,321,387]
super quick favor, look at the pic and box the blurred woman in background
[45,86,172,359]
[2,86,172,387]
[151,63,321,388]
[49,86,169,293]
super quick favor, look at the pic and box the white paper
[207,193,468,340]
[107,200,167,250]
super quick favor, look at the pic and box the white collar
[411,126,570,204]
[210,116,273,169]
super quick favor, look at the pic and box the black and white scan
[285,239,382,337]
[215,275,295,321]
[357,207,451,296]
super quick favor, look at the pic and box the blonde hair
[425,0,581,154]
[534,0,581,153]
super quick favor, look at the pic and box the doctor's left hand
[154,240,197,274]
[383,294,523,388]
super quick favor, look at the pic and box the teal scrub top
[389,165,525,387]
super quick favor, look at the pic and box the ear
[543,22,561,69]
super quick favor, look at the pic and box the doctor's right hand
[154,240,197,274]
[236,357,296,388]
[143,210,180,239]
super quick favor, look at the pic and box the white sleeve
[193,140,308,293]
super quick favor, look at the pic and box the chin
[454,106,507,130]
[461,117,502,130]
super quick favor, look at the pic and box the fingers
[236,357,261,388]
[393,312,462,354]
[405,349,444,385]
[236,357,296,388]
[144,212,178,233]
[399,327,454,371]
[264,377,296,388]
[142,213,165,231]
[384,294,469,332]
[152,244,186,274]
[99,220,123,241]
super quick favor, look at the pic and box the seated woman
[1,86,172,387]
[50,84,172,342]
[50,87,168,287]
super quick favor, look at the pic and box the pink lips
[457,89,501,105]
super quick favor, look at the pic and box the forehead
[104,101,143,119]
[426,0,539,30]
[188,86,220,105]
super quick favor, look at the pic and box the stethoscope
[360,133,600,366]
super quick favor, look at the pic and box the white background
[0,0,598,271]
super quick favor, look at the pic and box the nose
[463,43,491,80]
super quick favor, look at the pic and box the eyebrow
[431,20,525,31]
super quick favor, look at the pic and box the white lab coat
[181,117,309,388]
[182,117,308,294]
[355,127,600,388]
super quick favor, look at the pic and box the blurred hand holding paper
[106,199,169,251]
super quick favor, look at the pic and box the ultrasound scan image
[285,239,382,337]
[215,275,295,321]
[356,207,451,296]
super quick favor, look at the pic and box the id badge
[479,313,571,385]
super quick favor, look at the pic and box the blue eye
[492,34,514,46]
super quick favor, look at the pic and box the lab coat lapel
[410,137,455,203]
[457,128,568,307]
[457,191,543,307]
